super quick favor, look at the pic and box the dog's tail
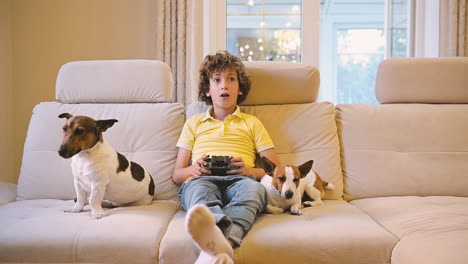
[323,182,335,190]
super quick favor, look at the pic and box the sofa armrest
[0,181,17,205]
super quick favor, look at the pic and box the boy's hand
[189,154,212,177]
[227,156,250,176]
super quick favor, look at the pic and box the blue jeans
[178,175,267,247]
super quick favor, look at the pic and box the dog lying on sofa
[260,156,334,215]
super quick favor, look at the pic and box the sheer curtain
[156,0,204,105]
[440,0,467,56]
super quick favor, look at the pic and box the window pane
[336,29,384,104]
[319,0,385,104]
[226,0,302,62]
[390,0,410,58]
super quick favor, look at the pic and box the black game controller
[202,155,239,176]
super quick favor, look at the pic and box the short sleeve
[251,117,274,152]
[176,118,196,150]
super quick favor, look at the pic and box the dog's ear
[96,119,118,132]
[261,156,276,176]
[58,113,73,119]
[298,160,314,178]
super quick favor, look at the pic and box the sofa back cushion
[56,60,173,103]
[187,101,343,200]
[336,104,468,201]
[240,61,320,105]
[376,57,468,104]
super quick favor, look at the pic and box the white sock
[186,204,234,260]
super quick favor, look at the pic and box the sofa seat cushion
[336,104,468,200]
[351,196,468,264]
[187,102,344,200]
[0,199,179,264]
[158,210,199,264]
[159,200,398,264]
[17,102,185,201]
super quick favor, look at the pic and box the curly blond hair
[198,50,251,105]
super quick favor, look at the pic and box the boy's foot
[186,204,234,260]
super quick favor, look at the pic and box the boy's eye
[212,78,220,83]
[229,77,236,82]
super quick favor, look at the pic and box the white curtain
[440,0,467,56]
[156,0,204,105]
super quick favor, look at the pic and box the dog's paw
[92,210,105,219]
[266,204,284,215]
[65,204,83,213]
[64,208,81,213]
[303,200,324,207]
[290,207,302,215]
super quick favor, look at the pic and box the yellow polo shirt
[176,106,274,168]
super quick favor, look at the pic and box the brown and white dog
[260,157,334,215]
[58,113,155,219]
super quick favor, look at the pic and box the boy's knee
[253,182,267,199]
[244,180,268,208]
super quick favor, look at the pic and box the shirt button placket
[219,121,224,137]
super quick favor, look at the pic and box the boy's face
[207,68,242,111]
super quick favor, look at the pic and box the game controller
[202,155,239,176]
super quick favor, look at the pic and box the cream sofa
[0,58,467,264]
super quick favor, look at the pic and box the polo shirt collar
[201,106,242,121]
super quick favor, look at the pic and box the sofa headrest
[376,58,468,104]
[56,60,173,103]
[241,61,320,105]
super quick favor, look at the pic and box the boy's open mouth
[220,93,229,97]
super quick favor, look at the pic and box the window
[205,0,423,105]
[320,0,386,104]
[226,0,302,62]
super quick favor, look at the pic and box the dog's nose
[285,191,294,199]
[58,146,69,158]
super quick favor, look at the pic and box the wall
[0,0,15,183]
[1,0,158,183]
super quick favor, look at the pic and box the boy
[172,51,280,264]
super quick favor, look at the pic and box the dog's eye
[293,179,299,182]
[74,128,84,135]
[62,126,67,132]
[278,177,286,183]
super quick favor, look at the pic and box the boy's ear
[239,91,243,95]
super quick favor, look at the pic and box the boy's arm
[172,148,211,185]
[255,148,281,180]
